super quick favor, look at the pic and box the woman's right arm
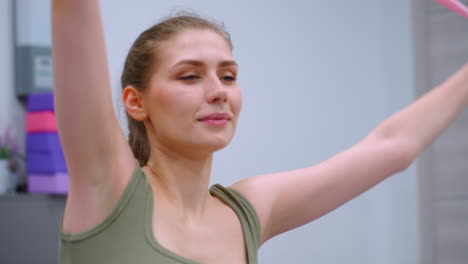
[52,0,135,227]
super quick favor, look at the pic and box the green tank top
[59,161,261,264]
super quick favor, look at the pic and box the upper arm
[52,0,134,189]
[229,136,411,246]
[52,1,138,234]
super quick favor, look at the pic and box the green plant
[0,126,18,160]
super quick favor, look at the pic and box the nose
[206,75,228,104]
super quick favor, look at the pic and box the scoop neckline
[143,180,252,264]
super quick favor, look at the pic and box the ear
[122,85,148,121]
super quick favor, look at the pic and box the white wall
[0,1,11,130]
[0,0,25,155]
[381,2,420,263]
[11,0,420,263]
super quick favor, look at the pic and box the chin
[196,137,232,153]
[184,130,235,153]
[206,140,231,152]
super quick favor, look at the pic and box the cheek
[153,87,178,108]
[152,87,199,121]
[232,89,243,115]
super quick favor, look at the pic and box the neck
[143,143,214,220]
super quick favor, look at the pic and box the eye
[179,75,200,81]
[221,75,237,82]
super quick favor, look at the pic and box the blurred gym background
[0,0,467,263]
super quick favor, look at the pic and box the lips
[198,113,231,121]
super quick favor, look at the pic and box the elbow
[365,132,418,173]
[390,132,424,171]
[397,150,414,172]
[388,139,418,172]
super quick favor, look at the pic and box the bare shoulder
[228,175,275,247]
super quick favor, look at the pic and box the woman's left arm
[370,63,468,162]
[230,63,468,246]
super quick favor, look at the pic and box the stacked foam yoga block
[26,92,69,194]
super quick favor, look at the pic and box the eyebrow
[170,59,238,69]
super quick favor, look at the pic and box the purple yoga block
[28,173,69,194]
[28,92,54,111]
[27,150,67,173]
[27,133,62,152]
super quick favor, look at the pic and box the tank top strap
[209,184,261,263]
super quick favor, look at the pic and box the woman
[53,1,468,263]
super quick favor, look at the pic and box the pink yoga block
[26,111,57,133]
[28,172,69,194]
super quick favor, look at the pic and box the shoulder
[211,183,262,248]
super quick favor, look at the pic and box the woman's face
[142,29,242,156]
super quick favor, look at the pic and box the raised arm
[230,63,468,245]
[52,0,135,232]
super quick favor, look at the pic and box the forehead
[157,29,234,68]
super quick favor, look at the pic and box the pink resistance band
[435,0,468,19]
